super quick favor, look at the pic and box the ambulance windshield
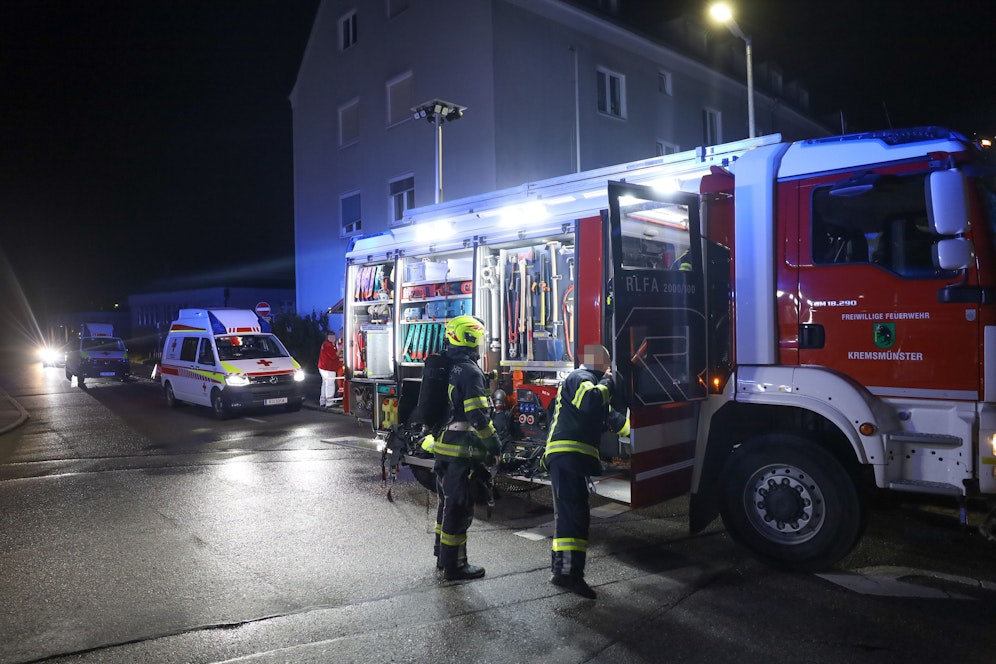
[214,334,289,361]
[81,337,126,352]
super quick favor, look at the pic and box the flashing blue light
[207,312,228,335]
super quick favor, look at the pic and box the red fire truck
[342,127,996,570]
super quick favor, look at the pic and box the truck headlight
[226,374,250,387]
[293,369,306,382]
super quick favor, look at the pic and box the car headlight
[226,374,251,387]
[293,369,306,382]
[38,347,59,364]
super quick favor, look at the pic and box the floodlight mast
[412,99,467,203]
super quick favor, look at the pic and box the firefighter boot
[551,574,597,599]
[443,563,486,581]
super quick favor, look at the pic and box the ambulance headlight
[226,374,251,387]
[293,369,306,382]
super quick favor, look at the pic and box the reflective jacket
[545,365,630,461]
[432,346,498,460]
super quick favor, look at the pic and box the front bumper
[81,359,130,379]
[224,374,306,409]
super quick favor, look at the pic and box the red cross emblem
[257,359,273,367]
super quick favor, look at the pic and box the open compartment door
[607,181,708,507]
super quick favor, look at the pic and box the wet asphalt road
[2,353,996,663]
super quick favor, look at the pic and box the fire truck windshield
[974,169,996,242]
[814,172,959,279]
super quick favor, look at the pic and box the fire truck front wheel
[719,435,863,573]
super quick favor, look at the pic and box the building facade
[291,0,829,318]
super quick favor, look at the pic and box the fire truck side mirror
[934,238,973,271]
[926,169,970,236]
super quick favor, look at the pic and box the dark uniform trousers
[548,451,591,577]
[434,436,476,571]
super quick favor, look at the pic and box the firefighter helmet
[492,389,507,410]
[445,315,486,348]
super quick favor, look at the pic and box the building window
[340,10,358,51]
[339,99,359,146]
[389,175,415,222]
[341,192,361,235]
[703,108,722,145]
[596,66,626,118]
[387,0,408,18]
[386,72,413,126]
[658,70,673,96]
[656,141,679,157]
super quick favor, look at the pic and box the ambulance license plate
[100,372,116,377]
[265,397,288,406]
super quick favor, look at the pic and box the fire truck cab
[342,127,996,570]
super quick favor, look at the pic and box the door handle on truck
[799,324,825,349]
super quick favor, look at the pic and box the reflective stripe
[432,440,475,458]
[446,422,473,431]
[464,395,488,411]
[476,426,494,437]
[571,380,608,409]
[545,440,599,458]
[617,418,631,436]
[435,522,442,535]
[440,530,468,546]
[552,537,588,552]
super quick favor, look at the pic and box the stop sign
[255,301,271,317]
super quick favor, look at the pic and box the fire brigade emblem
[873,323,895,349]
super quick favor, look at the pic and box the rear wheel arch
[164,381,179,408]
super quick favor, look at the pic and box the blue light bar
[806,126,967,147]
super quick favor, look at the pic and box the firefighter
[432,315,500,581]
[544,344,629,599]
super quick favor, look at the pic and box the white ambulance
[159,308,306,419]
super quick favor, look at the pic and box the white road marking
[817,566,992,599]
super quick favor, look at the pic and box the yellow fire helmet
[445,315,486,348]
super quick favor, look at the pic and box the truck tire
[410,466,437,493]
[719,434,863,572]
[65,367,72,381]
[211,389,230,420]
[164,382,179,409]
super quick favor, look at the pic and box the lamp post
[709,3,755,139]
[412,99,467,203]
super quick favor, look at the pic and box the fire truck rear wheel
[211,389,230,421]
[410,466,437,493]
[719,435,863,572]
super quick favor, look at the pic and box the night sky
[1,0,994,321]
[0,0,320,319]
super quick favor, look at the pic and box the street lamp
[412,99,467,204]
[709,3,755,139]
